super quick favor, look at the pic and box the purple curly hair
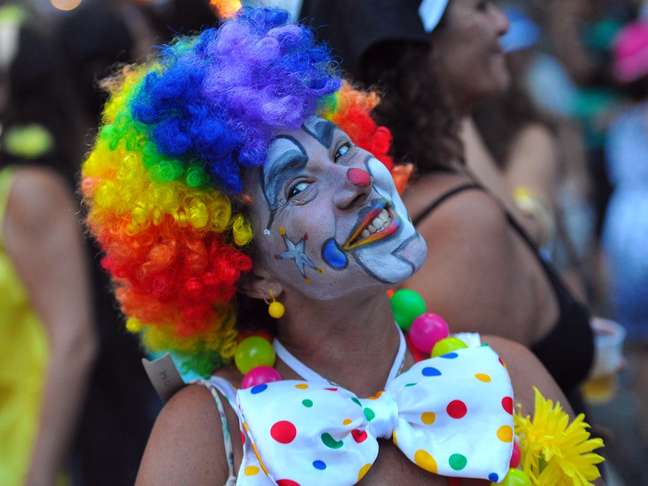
[131,7,341,193]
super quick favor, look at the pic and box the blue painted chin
[321,238,348,270]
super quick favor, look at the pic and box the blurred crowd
[0,0,647,484]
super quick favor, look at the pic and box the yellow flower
[514,388,605,485]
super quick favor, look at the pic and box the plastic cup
[582,317,626,404]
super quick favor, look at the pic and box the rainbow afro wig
[81,4,395,376]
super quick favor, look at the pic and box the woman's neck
[276,290,401,396]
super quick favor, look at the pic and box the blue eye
[335,142,352,162]
[288,181,310,199]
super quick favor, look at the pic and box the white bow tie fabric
[234,345,515,486]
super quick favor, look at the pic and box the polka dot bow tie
[235,345,515,485]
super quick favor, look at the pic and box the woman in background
[302,0,595,408]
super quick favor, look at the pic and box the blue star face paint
[276,229,321,278]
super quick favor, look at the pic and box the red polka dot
[446,400,468,419]
[325,387,338,392]
[241,431,246,445]
[499,357,506,367]
[352,429,368,443]
[502,396,513,415]
[277,480,301,486]
[270,421,297,444]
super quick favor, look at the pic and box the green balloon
[430,337,468,357]
[497,469,532,486]
[390,289,426,331]
[235,336,276,374]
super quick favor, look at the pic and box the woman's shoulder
[136,384,231,485]
[407,172,509,245]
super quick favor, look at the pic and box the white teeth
[353,209,394,244]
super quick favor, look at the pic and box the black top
[413,182,595,400]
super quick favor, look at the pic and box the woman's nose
[347,168,372,188]
[333,167,372,209]
[492,5,510,37]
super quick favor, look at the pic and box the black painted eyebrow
[302,118,335,149]
[262,136,308,222]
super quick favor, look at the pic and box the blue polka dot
[441,352,458,359]
[422,367,442,377]
[251,384,268,394]
[313,460,327,470]
[488,473,499,482]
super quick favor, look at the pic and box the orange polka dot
[368,391,384,400]
[294,383,308,390]
[421,412,436,425]
[245,466,259,476]
[414,450,438,473]
[497,425,513,443]
[358,464,372,481]
[475,373,492,383]
[343,418,353,426]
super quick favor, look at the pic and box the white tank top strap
[196,377,239,485]
[273,323,407,388]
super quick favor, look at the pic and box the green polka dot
[449,454,467,471]
[351,397,362,407]
[302,399,313,408]
[363,408,376,422]
[405,383,417,387]
[321,433,344,449]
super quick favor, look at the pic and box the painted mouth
[342,200,401,251]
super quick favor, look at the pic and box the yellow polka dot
[244,466,259,476]
[294,383,309,390]
[497,425,513,443]
[414,450,438,474]
[343,418,353,426]
[243,422,249,432]
[475,373,492,383]
[421,412,436,425]
[358,463,372,481]
[279,227,286,236]
[392,431,398,446]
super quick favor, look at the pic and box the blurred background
[0,0,646,484]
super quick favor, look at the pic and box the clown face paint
[276,228,322,282]
[343,155,427,283]
[245,117,427,300]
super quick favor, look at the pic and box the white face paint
[350,156,427,284]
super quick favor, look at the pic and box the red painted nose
[347,168,371,187]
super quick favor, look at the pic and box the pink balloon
[409,313,449,354]
[241,366,282,389]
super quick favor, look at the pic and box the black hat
[300,0,449,75]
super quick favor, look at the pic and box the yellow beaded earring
[266,294,285,319]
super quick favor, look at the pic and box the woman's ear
[239,268,284,301]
